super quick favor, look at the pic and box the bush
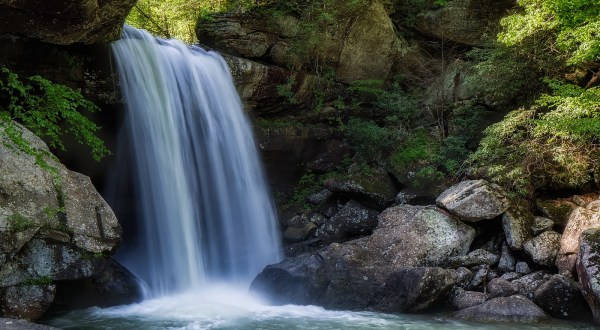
[346,118,390,161]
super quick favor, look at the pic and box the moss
[19,276,52,286]
[7,214,36,232]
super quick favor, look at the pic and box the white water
[109,26,282,296]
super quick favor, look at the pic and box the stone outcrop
[315,200,379,243]
[0,123,127,319]
[577,228,600,324]
[324,169,398,211]
[0,0,136,44]
[533,274,590,319]
[436,180,509,222]
[523,231,561,267]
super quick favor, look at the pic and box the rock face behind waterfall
[0,123,138,320]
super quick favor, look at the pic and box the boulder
[466,267,488,290]
[436,180,509,222]
[0,284,55,320]
[523,231,561,267]
[0,318,58,330]
[500,272,520,281]
[453,295,549,323]
[308,190,333,205]
[577,228,600,324]
[455,267,474,288]
[498,242,516,272]
[0,123,123,319]
[487,278,519,298]
[502,204,534,251]
[251,205,475,309]
[284,214,320,243]
[374,267,457,312]
[515,261,532,275]
[557,207,600,276]
[316,200,379,243]
[0,0,136,44]
[445,249,499,268]
[324,168,398,211]
[448,288,487,310]
[532,216,554,235]
[533,274,590,319]
[512,271,553,299]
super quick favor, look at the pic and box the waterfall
[108,26,282,296]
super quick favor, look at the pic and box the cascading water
[108,25,282,296]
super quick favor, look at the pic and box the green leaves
[0,66,109,162]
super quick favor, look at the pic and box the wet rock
[487,278,519,298]
[1,284,55,321]
[577,228,600,324]
[316,200,379,243]
[453,295,549,323]
[436,180,509,222]
[502,204,534,251]
[448,287,487,310]
[498,243,516,272]
[374,267,457,312]
[533,274,590,319]
[536,198,578,228]
[531,217,554,235]
[515,262,532,275]
[523,231,561,267]
[445,249,499,268]
[0,0,136,44]
[557,207,600,276]
[513,271,553,299]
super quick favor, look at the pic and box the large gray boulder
[251,205,474,309]
[448,288,487,311]
[436,180,509,222]
[316,200,379,243]
[0,123,123,319]
[533,274,590,319]
[0,284,55,320]
[0,318,58,330]
[523,231,561,267]
[502,204,534,251]
[453,295,550,323]
[557,207,600,275]
[0,0,136,44]
[577,228,600,324]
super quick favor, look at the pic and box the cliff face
[0,0,137,44]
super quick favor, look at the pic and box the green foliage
[346,118,390,161]
[0,66,110,162]
[276,75,299,105]
[19,276,53,286]
[7,214,36,232]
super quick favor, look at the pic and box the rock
[308,190,333,205]
[500,272,520,281]
[466,267,488,290]
[515,262,532,275]
[453,295,549,323]
[502,204,534,250]
[284,214,319,243]
[532,217,554,235]
[324,168,398,211]
[50,259,143,311]
[394,191,418,205]
[251,205,475,309]
[536,198,578,228]
[413,0,513,46]
[577,228,600,324]
[316,200,379,243]
[374,267,457,312]
[456,267,474,288]
[588,200,600,212]
[0,284,55,320]
[445,249,499,268]
[533,274,590,319]
[498,242,516,272]
[557,207,600,276]
[0,0,136,44]
[573,194,598,207]
[523,231,561,267]
[0,123,122,319]
[436,180,509,222]
[513,271,553,299]
[448,288,487,311]
[487,278,519,298]
[0,318,58,330]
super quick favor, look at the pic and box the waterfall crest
[109,26,282,296]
